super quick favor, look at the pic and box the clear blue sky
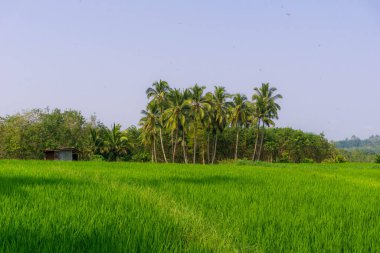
[1,0,379,140]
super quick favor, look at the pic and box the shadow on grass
[168,175,242,185]
[0,175,81,197]
[0,226,157,253]
[125,175,254,187]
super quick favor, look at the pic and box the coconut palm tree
[209,86,231,164]
[163,88,191,163]
[139,103,160,162]
[252,98,262,161]
[89,126,105,156]
[102,123,129,161]
[202,104,213,164]
[146,80,170,163]
[230,94,251,160]
[252,83,282,161]
[186,84,211,164]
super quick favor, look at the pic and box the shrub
[236,159,255,166]
[334,154,347,163]
[218,159,236,164]
[131,152,150,162]
[322,154,347,163]
[375,155,380,163]
[279,157,289,163]
[90,155,105,161]
[302,158,315,163]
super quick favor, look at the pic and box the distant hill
[335,135,380,154]
[334,135,380,162]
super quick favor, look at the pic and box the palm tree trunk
[171,129,174,162]
[159,128,168,163]
[243,128,247,158]
[207,132,210,164]
[202,145,205,165]
[153,136,157,162]
[193,122,197,164]
[212,134,218,164]
[235,126,239,160]
[172,128,178,163]
[252,120,260,160]
[182,131,188,164]
[151,147,154,162]
[258,122,265,161]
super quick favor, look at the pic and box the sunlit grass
[1,160,380,252]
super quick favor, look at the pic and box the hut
[44,148,79,161]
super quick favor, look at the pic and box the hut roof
[44,147,79,152]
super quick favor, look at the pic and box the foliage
[0,109,92,159]
[90,154,105,161]
[338,149,376,163]
[0,80,339,163]
[375,155,380,163]
[335,135,380,151]
[101,124,130,161]
[137,80,335,164]
[0,109,132,161]
[251,83,282,161]
[335,135,380,162]
[334,154,347,163]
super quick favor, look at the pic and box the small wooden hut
[44,148,79,161]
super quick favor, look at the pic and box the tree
[163,88,191,163]
[146,80,170,163]
[89,125,105,156]
[375,155,380,163]
[139,103,160,162]
[125,126,149,162]
[209,86,230,164]
[186,84,211,164]
[230,94,251,160]
[102,123,129,161]
[252,83,282,161]
[0,108,92,160]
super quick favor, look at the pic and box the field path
[115,182,239,252]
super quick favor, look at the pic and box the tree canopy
[0,81,343,163]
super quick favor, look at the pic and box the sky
[1,0,379,140]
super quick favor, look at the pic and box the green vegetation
[335,135,380,152]
[335,135,380,162]
[0,81,341,163]
[139,82,284,164]
[1,160,380,252]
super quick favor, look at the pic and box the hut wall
[58,150,73,161]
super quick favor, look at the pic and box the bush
[279,157,289,163]
[236,159,255,166]
[302,158,315,163]
[131,152,150,162]
[277,152,290,163]
[334,154,347,163]
[218,159,236,164]
[375,155,380,163]
[322,154,347,164]
[90,155,105,161]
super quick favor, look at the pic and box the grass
[1,160,380,252]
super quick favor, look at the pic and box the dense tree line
[0,109,91,159]
[138,81,338,163]
[0,109,132,161]
[0,81,341,163]
[139,81,283,163]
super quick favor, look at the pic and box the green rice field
[1,160,380,252]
